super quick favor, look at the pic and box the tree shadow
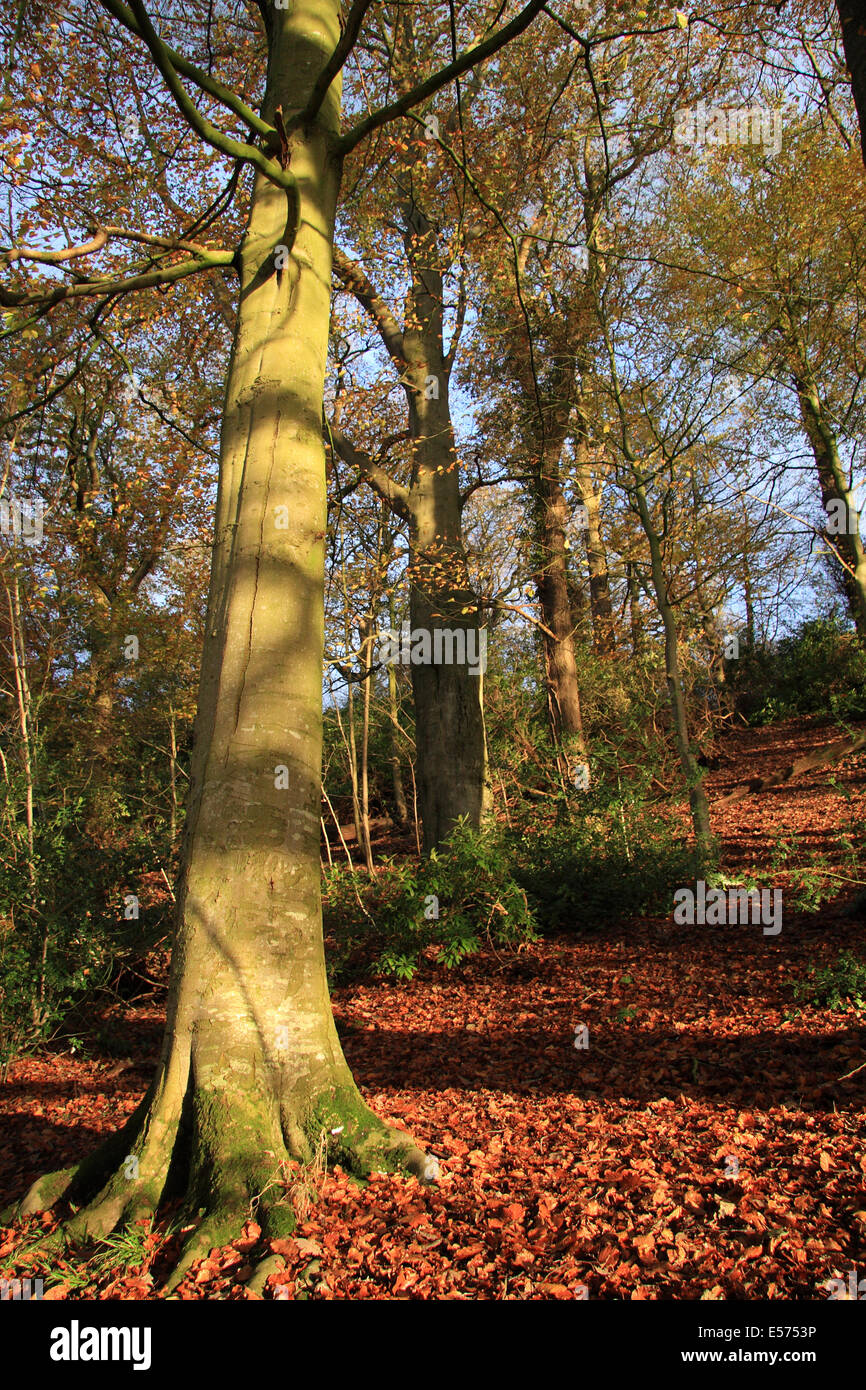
[339,1021,866,1108]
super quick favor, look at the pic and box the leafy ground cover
[1,717,864,1300]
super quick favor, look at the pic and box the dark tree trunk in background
[837,0,866,167]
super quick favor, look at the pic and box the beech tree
[327,15,496,851]
[2,0,547,1282]
[661,116,866,640]
[464,4,735,774]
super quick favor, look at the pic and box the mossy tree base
[10,1074,436,1291]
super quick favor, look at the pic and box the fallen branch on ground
[714,729,866,809]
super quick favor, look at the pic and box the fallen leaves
[0,720,863,1300]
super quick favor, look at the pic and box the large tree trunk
[403,210,489,853]
[14,0,431,1284]
[332,221,489,852]
[836,0,866,168]
[794,372,866,640]
[408,424,489,851]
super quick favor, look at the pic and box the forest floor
[1,715,864,1299]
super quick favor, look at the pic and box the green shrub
[509,785,713,931]
[730,616,866,725]
[793,950,866,1012]
[0,776,171,1075]
[323,819,537,983]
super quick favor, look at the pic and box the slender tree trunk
[168,704,178,845]
[633,482,714,849]
[335,515,368,859]
[345,659,367,860]
[386,645,409,827]
[627,560,644,656]
[4,577,44,1013]
[532,445,587,766]
[358,616,375,873]
[16,1,431,1278]
[574,449,615,656]
[689,463,726,693]
[742,548,756,654]
[502,246,588,770]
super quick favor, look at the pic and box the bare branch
[332,247,405,368]
[328,423,412,522]
[338,0,548,155]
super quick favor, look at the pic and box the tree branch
[97,0,274,141]
[328,424,412,522]
[1,227,109,267]
[444,264,467,375]
[121,0,297,203]
[332,247,405,368]
[1,249,236,310]
[714,729,866,809]
[337,0,548,155]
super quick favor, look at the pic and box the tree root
[4,1077,437,1291]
